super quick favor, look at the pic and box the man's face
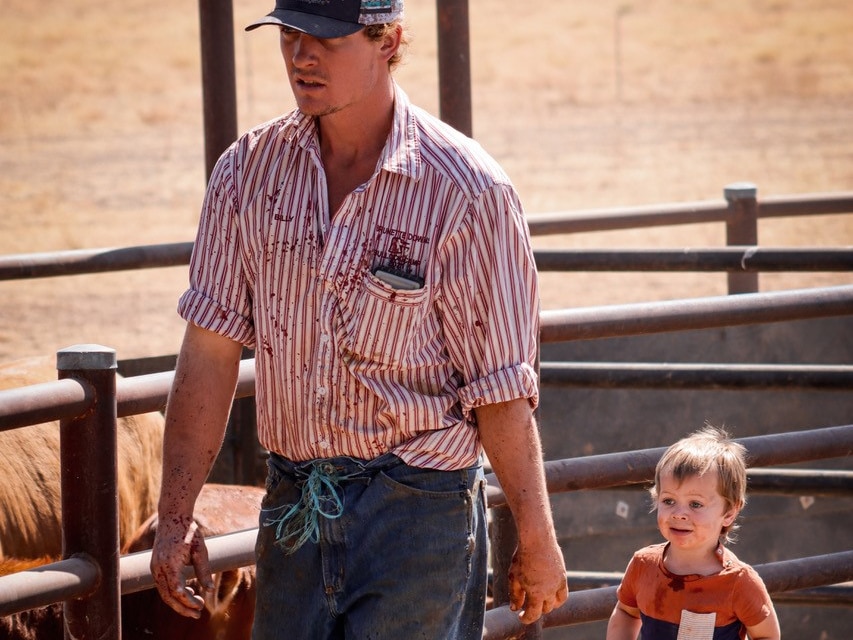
[279,26,387,118]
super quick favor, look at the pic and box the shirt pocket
[336,270,431,367]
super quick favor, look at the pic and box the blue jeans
[251,453,488,640]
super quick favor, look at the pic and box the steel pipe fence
[540,284,853,343]
[539,362,853,390]
[524,191,853,236]
[533,247,853,272]
[590,468,853,498]
[2,428,850,618]
[482,551,853,639]
[483,424,853,507]
[5,244,853,281]
[1,365,850,632]
[1,0,850,636]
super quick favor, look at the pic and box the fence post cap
[57,345,117,371]
[724,182,758,201]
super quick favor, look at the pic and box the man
[151,1,568,637]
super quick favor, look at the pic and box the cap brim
[245,11,364,39]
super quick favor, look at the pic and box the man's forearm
[158,324,243,518]
[475,397,568,622]
[475,398,557,542]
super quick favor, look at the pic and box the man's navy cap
[246,0,404,39]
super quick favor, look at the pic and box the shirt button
[319,440,330,450]
[317,386,327,396]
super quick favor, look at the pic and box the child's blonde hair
[651,424,748,543]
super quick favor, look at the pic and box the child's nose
[671,505,689,518]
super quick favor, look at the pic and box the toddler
[606,425,780,639]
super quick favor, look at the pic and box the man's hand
[508,538,569,623]
[150,514,214,618]
[474,398,570,624]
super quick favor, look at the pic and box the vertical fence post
[490,505,543,638]
[199,0,238,181]
[724,182,759,295]
[58,345,120,640]
[436,0,473,137]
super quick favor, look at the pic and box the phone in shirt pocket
[371,268,424,290]
[338,269,431,366]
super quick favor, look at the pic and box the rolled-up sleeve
[178,147,256,348]
[438,182,540,418]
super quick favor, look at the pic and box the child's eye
[662,498,675,506]
[690,501,703,509]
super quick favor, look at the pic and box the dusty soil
[1,0,851,363]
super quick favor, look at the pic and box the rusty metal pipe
[0,378,92,432]
[563,571,853,605]
[0,243,193,281]
[483,551,853,637]
[725,182,760,293]
[436,0,472,136]
[533,248,853,272]
[594,468,853,498]
[540,285,853,343]
[199,0,238,180]
[525,191,853,236]
[114,359,256,417]
[485,424,853,506]
[120,528,258,596]
[58,345,121,640]
[539,362,853,391]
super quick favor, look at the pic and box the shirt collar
[659,541,736,579]
[287,81,422,182]
[380,83,422,180]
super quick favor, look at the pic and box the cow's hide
[0,484,262,640]
[0,355,164,559]
[121,483,262,640]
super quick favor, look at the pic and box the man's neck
[317,82,395,167]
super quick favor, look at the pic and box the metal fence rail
[483,551,853,639]
[540,362,853,390]
[2,424,851,618]
[485,424,853,504]
[533,247,853,272]
[540,284,853,342]
[525,191,853,236]
[5,243,853,281]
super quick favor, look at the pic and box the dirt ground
[1,0,851,363]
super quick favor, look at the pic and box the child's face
[656,469,739,555]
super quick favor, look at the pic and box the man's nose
[290,33,319,64]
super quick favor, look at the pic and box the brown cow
[121,483,261,640]
[0,483,262,640]
[0,355,164,559]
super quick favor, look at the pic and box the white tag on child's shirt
[676,610,717,640]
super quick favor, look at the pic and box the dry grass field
[1,0,851,362]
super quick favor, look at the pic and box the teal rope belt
[262,456,387,554]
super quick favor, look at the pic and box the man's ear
[378,24,402,62]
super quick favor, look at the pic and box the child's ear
[722,501,743,527]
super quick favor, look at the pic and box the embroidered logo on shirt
[375,225,428,274]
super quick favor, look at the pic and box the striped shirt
[178,85,539,470]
